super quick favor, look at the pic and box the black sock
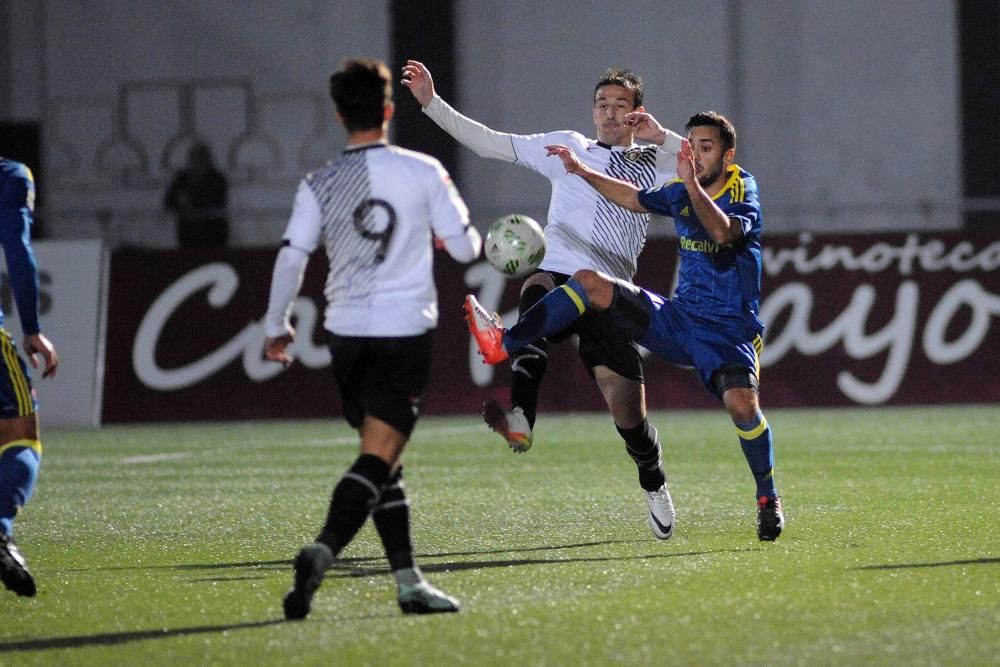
[510,283,551,427]
[617,419,666,492]
[316,453,390,557]
[372,467,415,572]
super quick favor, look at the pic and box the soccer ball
[484,214,546,278]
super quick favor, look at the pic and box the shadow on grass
[0,619,285,653]
[158,540,753,580]
[329,547,754,579]
[71,539,649,573]
[856,556,1000,571]
[5,542,756,652]
[57,538,755,580]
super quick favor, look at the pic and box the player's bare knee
[726,396,759,424]
[572,269,613,309]
[521,271,555,294]
[595,368,646,427]
[0,414,39,444]
[713,364,760,422]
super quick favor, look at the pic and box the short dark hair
[686,111,736,152]
[329,58,392,132]
[593,69,643,109]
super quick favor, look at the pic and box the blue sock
[734,413,777,499]
[0,443,42,537]
[504,279,589,353]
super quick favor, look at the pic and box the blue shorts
[0,329,37,419]
[606,284,763,397]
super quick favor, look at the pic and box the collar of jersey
[593,140,639,152]
[344,140,389,153]
[710,164,742,201]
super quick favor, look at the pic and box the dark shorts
[327,331,433,438]
[607,282,763,398]
[0,329,37,419]
[536,270,644,383]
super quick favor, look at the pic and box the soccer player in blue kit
[0,158,60,595]
[466,111,784,540]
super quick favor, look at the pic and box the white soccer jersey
[266,141,481,337]
[423,95,682,280]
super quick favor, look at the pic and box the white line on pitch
[121,452,195,464]
[118,424,486,463]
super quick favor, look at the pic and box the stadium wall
[99,231,999,423]
[1,1,964,248]
[1,240,106,427]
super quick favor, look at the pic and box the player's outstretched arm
[401,60,435,108]
[401,59,517,163]
[24,333,58,379]
[545,145,647,213]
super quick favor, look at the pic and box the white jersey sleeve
[263,181,321,338]
[423,95,517,162]
[263,245,309,339]
[281,180,323,253]
[655,130,684,180]
[427,160,482,263]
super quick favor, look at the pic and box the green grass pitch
[1,405,998,665]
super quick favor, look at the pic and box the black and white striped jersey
[422,96,680,281]
[509,130,673,280]
[271,141,481,337]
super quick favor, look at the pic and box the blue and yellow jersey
[0,158,42,335]
[637,164,764,333]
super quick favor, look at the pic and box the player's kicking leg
[482,276,558,453]
[467,273,600,452]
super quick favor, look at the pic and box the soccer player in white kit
[264,58,482,619]
[402,60,681,540]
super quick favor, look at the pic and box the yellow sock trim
[736,415,768,440]
[0,439,42,457]
[560,284,587,315]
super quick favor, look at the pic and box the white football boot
[644,484,675,539]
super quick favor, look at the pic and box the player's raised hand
[401,60,435,107]
[545,144,587,176]
[677,138,696,185]
[264,326,296,368]
[24,333,58,379]
[625,111,667,145]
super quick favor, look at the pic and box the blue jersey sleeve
[637,179,684,217]
[722,174,761,239]
[0,162,41,335]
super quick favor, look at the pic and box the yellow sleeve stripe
[560,284,587,315]
[0,439,42,457]
[736,415,769,440]
[753,334,763,382]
